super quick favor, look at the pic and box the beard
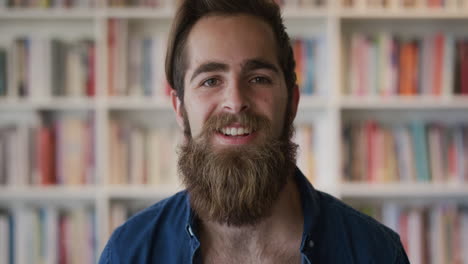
[177,108,298,227]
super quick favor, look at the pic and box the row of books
[347,33,468,97]
[1,0,94,8]
[0,206,96,264]
[108,0,171,7]
[342,121,468,183]
[354,203,468,264]
[342,0,468,8]
[109,0,326,8]
[108,119,180,185]
[274,0,326,7]
[0,38,95,99]
[294,125,316,183]
[107,19,170,98]
[0,114,95,186]
[292,37,326,95]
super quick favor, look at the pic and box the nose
[222,80,250,113]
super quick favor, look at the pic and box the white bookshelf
[1,0,468,262]
[340,96,468,109]
[0,186,97,201]
[340,183,468,199]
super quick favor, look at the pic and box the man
[99,0,410,263]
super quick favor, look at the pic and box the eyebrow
[190,62,229,82]
[241,58,279,75]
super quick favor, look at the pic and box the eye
[201,78,220,87]
[250,76,272,84]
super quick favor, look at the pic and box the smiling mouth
[217,126,255,137]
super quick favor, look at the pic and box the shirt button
[187,225,195,237]
[308,240,314,248]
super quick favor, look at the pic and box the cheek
[256,88,287,115]
[184,93,217,135]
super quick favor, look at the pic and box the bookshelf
[1,0,468,263]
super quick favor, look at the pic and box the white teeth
[219,126,252,136]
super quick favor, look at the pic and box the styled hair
[165,0,297,102]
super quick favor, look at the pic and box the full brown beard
[177,109,297,227]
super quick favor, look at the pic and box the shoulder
[99,191,190,264]
[314,191,408,263]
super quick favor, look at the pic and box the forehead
[185,14,279,69]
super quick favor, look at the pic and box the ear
[171,90,185,131]
[290,84,300,120]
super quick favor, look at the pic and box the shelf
[340,182,468,199]
[299,95,329,109]
[107,97,172,110]
[340,96,468,110]
[0,98,96,110]
[339,9,468,19]
[105,7,174,19]
[0,186,97,201]
[0,8,96,19]
[106,185,183,200]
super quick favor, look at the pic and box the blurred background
[0,0,467,263]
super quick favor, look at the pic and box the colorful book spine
[294,124,316,183]
[3,206,96,264]
[291,37,324,96]
[0,48,6,97]
[5,0,92,7]
[0,114,95,187]
[108,19,170,98]
[108,119,180,185]
[353,203,468,264]
[343,121,467,183]
[342,0,466,8]
[347,33,468,97]
[0,37,95,99]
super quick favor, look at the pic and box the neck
[199,176,303,258]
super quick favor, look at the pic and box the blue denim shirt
[99,168,409,263]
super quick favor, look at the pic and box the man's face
[172,14,300,226]
[173,14,296,146]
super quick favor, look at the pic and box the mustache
[196,112,272,141]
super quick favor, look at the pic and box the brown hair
[165,0,297,102]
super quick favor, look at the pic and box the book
[458,40,468,95]
[291,37,325,95]
[0,37,96,99]
[294,124,316,183]
[352,203,468,264]
[343,0,466,8]
[108,20,171,98]
[0,114,95,187]
[0,48,6,97]
[347,32,468,97]
[343,121,467,183]
[0,212,9,264]
[411,121,431,182]
[108,0,168,8]
[108,119,180,185]
[6,0,93,7]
